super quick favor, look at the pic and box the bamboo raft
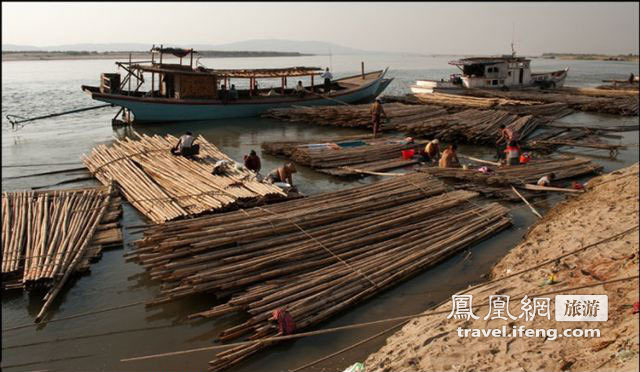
[262,136,426,176]
[127,174,511,371]
[1,186,123,321]
[413,91,542,110]
[455,89,639,116]
[396,108,548,144]
[262,103,449,131]
[84,134,286,223]
[421,156,602,186]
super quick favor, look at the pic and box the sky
[2,2,639,55]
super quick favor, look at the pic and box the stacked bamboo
[414,92,541,109]
[422,156,602,186]
[262,137,426,176]
[128,174,511,371]
[558,86,639,98]
[262,103,449,130]
[455,89,639,116]
[596,83,639,92]
[84,134,286,223]
[1,186,120,321]
[397,109,545,144]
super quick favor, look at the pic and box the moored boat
[411,51,568,94]
[81,46,392,123]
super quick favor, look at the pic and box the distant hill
[2,39,379,55]
[197,39,369,55]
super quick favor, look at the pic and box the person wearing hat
[266,162,297,186]
[171,130,199,157]
[421,139,440,163]
[370,98,387,138]
[243,150,262,174]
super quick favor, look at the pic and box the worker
[422,139,440,163]
[294,81,306,98]
[243,150,262,173]
[370,98,387,138]
[218,85,228,103]
[171,131,199,157]
[229,84,239,101]
[439,144,460,168]
[321,67,333,93]
[537,172,555,187]
[266,163,297,186]
[496,124,519,160]
[504,141,521,166]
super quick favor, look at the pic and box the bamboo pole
[511,186,543,218]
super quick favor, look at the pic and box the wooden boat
[81,46,392,123]
[411,48,568,94]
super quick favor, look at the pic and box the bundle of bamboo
[414,91,541,109]
[455,89,639,116]
[1,186,122,321]
[262,103,449,130]
[558,86,639,98]
[84,134,286,223]
[128,174,511,371]
[422,156,602,186]
[262,136,426,176]
[397,109,546,144]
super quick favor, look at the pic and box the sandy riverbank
[364,163,639,372]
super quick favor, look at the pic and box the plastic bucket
[401,149,415,160]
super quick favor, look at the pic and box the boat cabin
[449,56,532,89]
[99,46,342,100]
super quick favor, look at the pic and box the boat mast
[511,22,516,57]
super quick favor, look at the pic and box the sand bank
[364,163,639,372]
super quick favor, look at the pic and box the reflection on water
[1,55,638,372]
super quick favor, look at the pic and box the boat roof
[449,56,530,66]
[131,64,324,78]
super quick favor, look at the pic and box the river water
[1,54,638,371]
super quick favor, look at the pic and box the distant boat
[410,53,568,94]
[81,46,392,123]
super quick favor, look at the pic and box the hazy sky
[2,2,639,55]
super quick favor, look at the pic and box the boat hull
[84,71,391,122]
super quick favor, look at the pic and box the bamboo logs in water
[397,108,546,144]
[455,89,639,116]
[262,103,449,130]
[421,156,602,186]
[262,137,426,176]
[1,186,121,320]
[128,174,512,371]
[83,134,286,223]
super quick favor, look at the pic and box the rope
[2,324,174,350]
[254,205,381,289]
[119,275,639,362]
[457,225,638,296]
[2,300,145,332]
[7,104,113,131]
[2,161,83,168]
[288,321,408,372]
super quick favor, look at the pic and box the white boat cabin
[451,56,532,88]
[411,54,568,94]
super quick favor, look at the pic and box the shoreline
[364,163,639,372]
[1,51,312,62]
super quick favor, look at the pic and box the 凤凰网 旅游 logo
[555,295,608,321]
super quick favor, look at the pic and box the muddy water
[1,55,638,371]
